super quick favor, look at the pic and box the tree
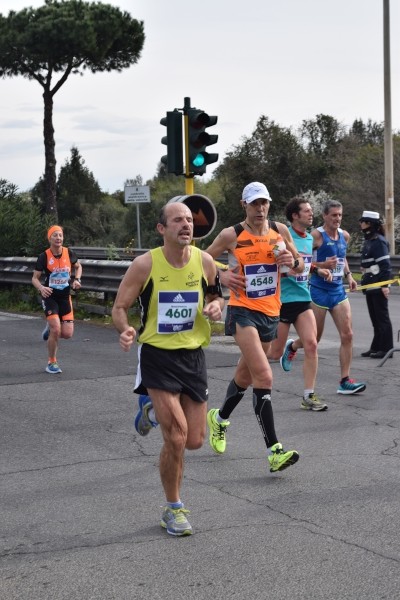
[0,180,51,256]
[57,146,102,221]
[214,116,308,224]
[350,119,384,146]
[299,114,346,191]
[300,114,345,156]
[0,0,145,220]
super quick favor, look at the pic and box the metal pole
[136,204,141,249]
[383,0,395,252]
[184,96,194,195]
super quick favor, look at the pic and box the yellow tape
[346,278,400,291]
[214,264,400,289]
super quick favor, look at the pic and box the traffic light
[160,110,183,175]
[186,108,218,176]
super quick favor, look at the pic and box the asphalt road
[1,292,400,600]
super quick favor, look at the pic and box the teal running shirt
[280,226,312,303]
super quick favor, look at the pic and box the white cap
[359,210,381,222]
[242,182,272,204]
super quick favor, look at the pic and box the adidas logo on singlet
[173,293,186,303]
[256,266,267,273]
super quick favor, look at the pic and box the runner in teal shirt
[269,198,331,411]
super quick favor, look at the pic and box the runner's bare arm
[206,227,246,293]
[275,222,304,273]
[201,251,224,321]
[112,253,152,351]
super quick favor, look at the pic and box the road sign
[124,185,150,204]
[168,194,217,240]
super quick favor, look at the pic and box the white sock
[215,411,227,424]
[167,500,183,509]
[304,389,313,399]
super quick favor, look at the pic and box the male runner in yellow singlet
[112,201,224,537]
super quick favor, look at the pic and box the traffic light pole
[183,98,195,195]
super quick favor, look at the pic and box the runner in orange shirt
[32,225,82,374]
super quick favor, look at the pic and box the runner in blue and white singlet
[309,226,348,309]
[308,200,366,395]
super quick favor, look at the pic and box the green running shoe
[161,506,193,536]
[207,408,230,454]
[268,442,299,472]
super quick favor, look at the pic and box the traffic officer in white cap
[359,210,393,358]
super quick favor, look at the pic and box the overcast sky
[1,0,399,194]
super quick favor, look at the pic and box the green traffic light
[193,153,205,167]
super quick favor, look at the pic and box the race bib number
[294,255,312,283]
[244,263,278,298]
[49,269,69,290]
[157,291,199,333]
[331,257,345,282]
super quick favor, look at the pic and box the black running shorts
[134,343,208,403]
[279,301,312,324]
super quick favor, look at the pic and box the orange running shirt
[228,223,282,317]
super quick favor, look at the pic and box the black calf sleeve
[252,388,278,449]
[219,379,246,420]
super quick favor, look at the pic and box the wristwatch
[293,259,300,269]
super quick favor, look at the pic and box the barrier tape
[345,278,400,291]
[214,261,400,291]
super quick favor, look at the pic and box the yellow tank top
[137,246,211,349]
[228,224,282,316]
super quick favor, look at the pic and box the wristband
[344,271,351,278]
[75,278,81,283]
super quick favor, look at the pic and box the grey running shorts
[225,305,279,342]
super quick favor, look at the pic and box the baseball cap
[242,182,272,204]
[359,210,381,223]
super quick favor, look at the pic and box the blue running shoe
[46,362,62,374]
[42,323,50,341]
[337,378,366,395]
[134,395,158,436]
[280,338,296,372]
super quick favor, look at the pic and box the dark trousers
[365,291,393,353]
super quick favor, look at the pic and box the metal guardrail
[2,253,400,290]
[71,247,141,261]
[69,249,400,272]
[1,253,399,314]
[0,257,132,296]
[0,253,229,315]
